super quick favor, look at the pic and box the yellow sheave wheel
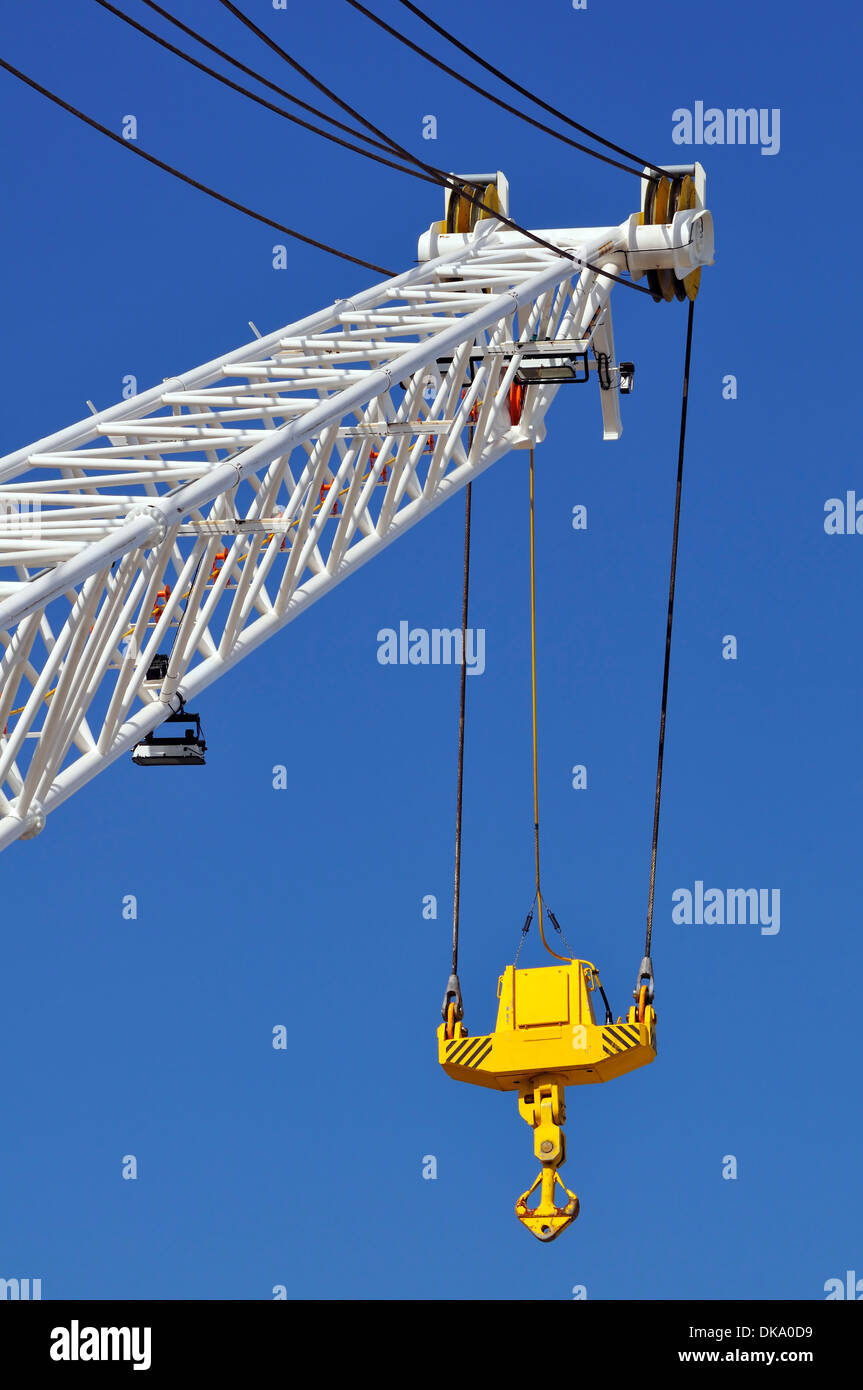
[644,176,674,301]
[670,175,702,301]
[652,176,673,224]
[652,178,676,302]
[470,182,500,229]
[447,181,499,235]
[645,174,702,302]
[447,183,476,234]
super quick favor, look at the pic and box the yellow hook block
[515,1076,580,1242]
[438,957,656,1241]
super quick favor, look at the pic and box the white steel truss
[0,175,713,852]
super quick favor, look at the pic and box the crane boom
[0,170,713,852]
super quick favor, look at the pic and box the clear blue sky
[1,0,860,1300]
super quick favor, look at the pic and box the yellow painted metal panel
[514,966,570,1027]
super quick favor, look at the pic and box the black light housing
[515,351,590,386]
[144,653,169,683]
[132,707,207,767]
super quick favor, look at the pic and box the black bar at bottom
[0,1298,856,1375]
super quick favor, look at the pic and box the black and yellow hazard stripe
[445,1034,494,1069]
[601,1023,641,1057]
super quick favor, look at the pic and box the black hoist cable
[0,58,394,277]
[388,0,670,179]
[136,0,401,156]
[639,298,696,1004]
[527,450,574,965]
[92,0,438,185]
[344,0,652,181]
[217,0,657,299]
[516,462,610,1015]
[443,483,472,1024]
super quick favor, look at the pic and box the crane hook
[514,1076,580,1242]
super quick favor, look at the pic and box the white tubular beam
[0,239,487,482]
[0,190,713,851]
[0,434,526,852]
[0,245,592,634]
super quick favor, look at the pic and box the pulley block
[437,956,657,1240]
[642,170,702,302]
